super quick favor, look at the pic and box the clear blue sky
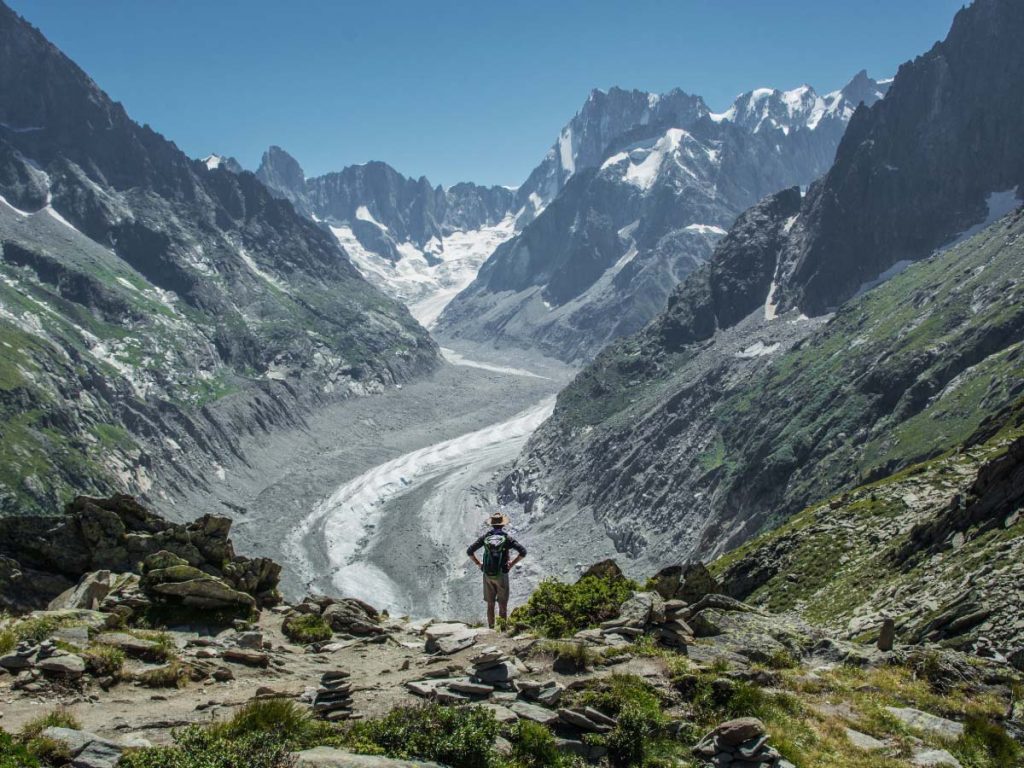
[8,0,964,187]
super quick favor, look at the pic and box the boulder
[41,727,123,768]
[36,653,86,678]
[711,717,766,746]
[510,700,560,725]
[140,551,256,611]
[877,618,896,652]
[912,749,963,767]
[322,600,383,636]
[578,560,624,582]
[650,562,720,603]
[48,570,126,611]
[294,747,444,767]
[424,623,477,655]
[885,707,964,739]
[473,661,517,683]
[617,591,664,628]
[93,632,163,660]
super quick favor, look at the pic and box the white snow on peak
[355,205,388,231]
[942,188,1021,251]
[601,128,718,191]
[0,195,29,217]
[736,341,780,358]
[203,155,223,170]
[558,126,576,175]
[685,223,728,236]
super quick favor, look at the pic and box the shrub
[282,614,332,645]
[0,628,14,656]
[24,736,71,766]
[119,726,292,768]
[509,573,635,638]
[83,644,126,678]
[135,659,188,688]
[210,698,335,749]
[10,616,64,645]
[540,641,601,673]
[570,674,664,719]
[344,704,500,768]
[0,730,38,768]
[953,714,1022,767]
[20,709,81,741]
[606,703,659,768]
[511,720,572,768]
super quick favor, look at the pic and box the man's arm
[466,536,485,569]
[506,536,527,569]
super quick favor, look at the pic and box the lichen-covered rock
[0,495,281,611]
[140,551,257,611]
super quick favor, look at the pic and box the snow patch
[854,259,914,298]
[736,341,780,358]
[355,205,388,231]
[441,347,548,380]
[944,188,1021,250]
[237,247,290,293]
[764,280,781,321]
[0,195,29,217]
[558,126,575,175]
[202,154,223,170]
[685,223,727,236]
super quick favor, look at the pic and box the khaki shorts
[482,573,510,604]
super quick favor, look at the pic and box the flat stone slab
[295,747,444,767]
[510,701,559,725]
[477,703,518,724]
[912,749,962,767]
[845,728,887,751]
[885,707,964,739]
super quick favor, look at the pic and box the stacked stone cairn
[692,718,791,768]
[312,670,354,721]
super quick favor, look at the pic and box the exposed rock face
[500,0,1024,584]
[437,75,887,362]
[255,148,517,321]
[0,3,438,518]
[0,494,280,611]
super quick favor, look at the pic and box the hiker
[466,512,527,628]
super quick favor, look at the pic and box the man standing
[467,512,527,628]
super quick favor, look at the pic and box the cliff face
[497,0,1024,575]
[0,2,439,517]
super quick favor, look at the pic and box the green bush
[0,730,39,768]
[541,641,602,673]
[509,573,635,638]
[10,615,64,645]
[953,714,1022,767]
[606,704,659,768]
[510,720,572,768]
[211,698,335,749]
[0,628,15,656]
[24,736,71,766]
[570,674,664,719]
[20,709,81,741]
[135,659,188,688]
[119,726,292,768]
[344,704,500,768]
[83,644,126,678]
[282,613,332,645]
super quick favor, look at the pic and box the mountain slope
[256,148,517,326]
[0,2,438,517]
[499,0,1024,575]
[436,74,887,362]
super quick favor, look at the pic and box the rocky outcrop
[501,0,1024,575]
[0,494,280,611]
[0,3,439,519]
[437,73,885,362]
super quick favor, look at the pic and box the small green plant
[953,714,1022,767]
[210,698,335,749]
[0,628,15,656]
[606,703,659,768]
[83,643,126,678]
[23,736,71,767]
[19,709,81,742]
[511,720,572,768]
[10,615,65,645]
[119,726,292,768]
[343,704,500,768]
[765,648,799,670]
[282,613,332,645]
[509,572,635,638]
[0,730,39,768]
[540,640,601,673]
[135,659,188,688]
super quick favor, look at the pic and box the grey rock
[885,707,964,739]
[509,701,559,725]
[294,747,445,767]
[877,618,896,652]
[845,728,887,751]
[36,654,86,678]
[912,749,963,768]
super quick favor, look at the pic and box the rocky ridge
[435,73,887,362]
[498,0,1024,575]
[0,526,1019,768]
[0,2,439,519]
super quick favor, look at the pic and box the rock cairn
[692,718,791,768]
[312,670,354,721]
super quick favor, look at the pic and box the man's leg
[486,599,496,629]
[497,573,510,623]
[498,600,508,621]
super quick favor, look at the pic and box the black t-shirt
[467,528,527,573]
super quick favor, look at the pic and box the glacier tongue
[333,215,516,328]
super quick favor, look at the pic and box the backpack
[481,531,509,577]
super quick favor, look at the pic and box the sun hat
[488,511,510,527]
